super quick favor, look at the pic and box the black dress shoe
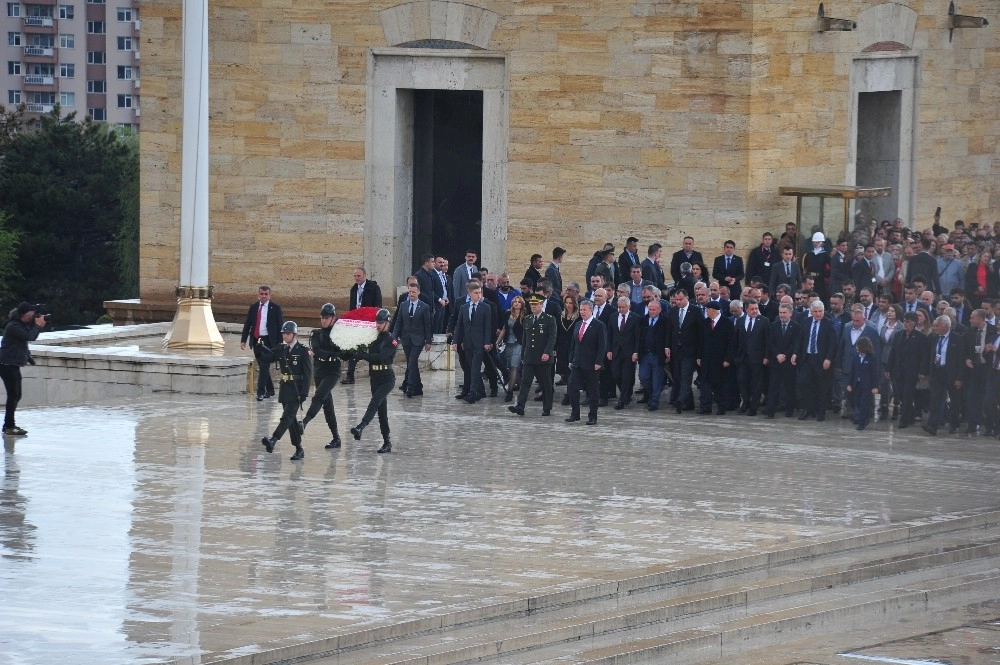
[542,410,551,416]
[785,411,795,418]
[948,426,959,435]
[405,390,413,398]
[504,391,514,402]
[798,412,811,420]
[816,414,826,422]
[325,436,342,449]
[489,388,498,397]
[921,424,937,435]
[637,397,649,404]
[341,377,354,385]
[455,393,469,400]
[747,410,757,417]
[350,425,363,440]
[738,407,747,414]
[586,418,597,425]
[561,395,571,406]
[565,415,581,422]
[534,394,545,401]
[410,390,423,396]
[614,402,625,410]
[694,408,711,415]
[675,406,683,414]
[398,385,407,392]
[554,379,567,386]
[508,405,524,416]
[647,404,658,411]
[256,394,265,401]
[261,437,276,453]
[716,408,726,416]
[377,441,392,454]
[290,447,304,461]
[598,399,608,407]
[765,413,775,418]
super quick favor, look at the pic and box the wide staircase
[209,510,1000,665]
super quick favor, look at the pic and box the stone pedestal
[164,292,225,350]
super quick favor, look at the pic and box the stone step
[205,510,1000,665]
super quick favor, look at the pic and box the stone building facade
[136,0,997,318]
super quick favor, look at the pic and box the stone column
[165,0,224,350]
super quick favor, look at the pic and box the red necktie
[619,315,625,331]
[255,303,263,338]
[711,319,715,330]
[579,321,587,341]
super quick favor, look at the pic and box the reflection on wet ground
[1,369,999,664]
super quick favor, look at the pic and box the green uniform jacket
[521,312,557,364]
[259,340,312,403]
[310,325,343,381]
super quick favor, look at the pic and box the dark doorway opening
[412,90,483,272]
[856,90,901,223]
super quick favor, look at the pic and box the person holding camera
[0,302,48,436]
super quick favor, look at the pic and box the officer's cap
[527,294,545,305]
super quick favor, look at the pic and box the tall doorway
[412,90,484,271]
[856,90,901,222]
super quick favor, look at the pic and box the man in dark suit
[963,308,996,435]
[908,237,941,296]
[591,289,617,405]
[746,232,777,289]
[523,254,544,291]
[834,305,882,416]
[240,285,284,400]
[618,236,642,285]
[641,244,665,290]
[671,236,704,285]
[769,246,802,297]
[923,315,965,435]
[451,249,480,303]
[734,299,770,416]
[509,295,557,417]
[697,300,736,415]
[666,288,704,413]
[545,247,566,297]
[565,299,607,425]
[637,299,668,410]
[392,281,433,398]
[593,249,619,289]
[712,240,746,297]
[757,286,779,322]
[798,300,837,421]
[829,238,852,296]
[413,254,438,308]
[851,244,879,295]
[453,282,494,403]
[764,303,801,417]
[343,267,383,384]
[607,295,643,409]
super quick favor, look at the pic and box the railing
[24,75,54,85]
[23,16,54,27]
[23,46,54,56]
[26,103,54,113]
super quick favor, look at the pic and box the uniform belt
[281,373,298,381]
[316,357,335,362]
[370,364,391,371]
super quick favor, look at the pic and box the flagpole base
[164,286,225,350]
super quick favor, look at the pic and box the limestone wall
[138,0,998,316]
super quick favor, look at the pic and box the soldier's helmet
[375,308,391,324]
[320,303,336,318]
[281,321,298,334]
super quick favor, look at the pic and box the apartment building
[3,0,139,130]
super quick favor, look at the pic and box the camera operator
[0,303,48,436]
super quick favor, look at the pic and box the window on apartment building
[59,91,74,107]
[88,107,106,121]
[31,92,54,104]
[87,50,105,64]
[58,4,73,19]
[86,21,104,34]
[117,93,132,108]
[25,4,52,17]
[7,61,20,75]
[7,3,19,17]
[8,32,22,46]
[116,36,131,50]
[28,62,53,76]
[87,79,105,93]
[28,34,53,47]
[59,33,74,48]
[86,0,105,4]
[116,7,131,21]
[116,65,134,80]
[59,63,74,78]
[8,90,21,104]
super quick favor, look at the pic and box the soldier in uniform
[350,308,397,453]
[299,303,344,449]
[259,321,312,460]
[508,294,557,417]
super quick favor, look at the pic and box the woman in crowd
[555,294,580,389]
[965,249,997,308]
[690,262,711,289]
[878,304,903,419]
[499,295,526,402]
[913,307,932,419]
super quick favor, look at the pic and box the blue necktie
[809,321,818,354]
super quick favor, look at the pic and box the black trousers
[272,397,305,447]
[599,363,616,400]
[896,376,919,426]
[254,335,275,396]
[464,346,486,398]
[401,339,423,392]
[669,355,696,408]
[304,370,341,436]
[610,355,636,403]
[764,361,796,415]
[517,362,553,412]
[569,367,600,420]
[964,365,989,432]
[0,364,22,429]
[737,361,765,412]
[360,371,395,437]
[801,355,832,416]
[927,370,961,431]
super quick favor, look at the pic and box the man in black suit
[887,311,928,429]
[607,295,643,409]
[565,299,607,425]
[641,244,665,290]
[592,288,617,406]
[343,267,383,384]
[240,285,284,400]
[923,315,965,435]
[453,282,494,403]
[962,308,996,435]
[908,237,941,296]
[666,288,704,413]
[798,300,836,421]
[697,300,736,415]
[637,299,668,410]
[593,249,619,289]
[769,246,802,297]
[671,236,704,285]
[851,244,879,295]
[764,303,801,417]
[746,232,777,289]
[829,238,852,296]
[523,254,544,291]
[618,236,642,285]
[712,240,746,297]
[757,286,779,322]
[392,281,433,398]
[735,299,770,416]
[545,247,566,297]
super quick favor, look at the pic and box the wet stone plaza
[2,366,1000,665]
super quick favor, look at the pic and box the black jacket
[309,324,342,380]
[0,317,41,366]
[241,300,283,344]
[258,340,312,403]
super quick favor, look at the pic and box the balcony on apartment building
[25,103,54,113]
[22,74,55,88]
[22,45,55,57]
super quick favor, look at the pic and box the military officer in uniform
[508,294,557,417]
[259,321,312,460]
[299,303,344,449]
[350,308,398,453]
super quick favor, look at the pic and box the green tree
[0,211,20,305]
[0,108,136,325]
[116,127,140,296]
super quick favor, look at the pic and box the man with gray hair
[565,299,607,425]
[798,300,836,421]
[923,314,964,436]
[607,295,643,409]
